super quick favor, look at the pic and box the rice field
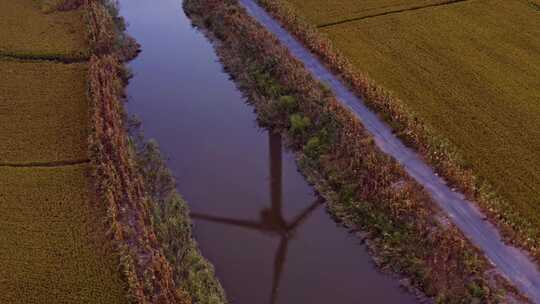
[0,0,89,60]
[0,1,129,302]
[284,0,457,26]
[0,60,89,164]
[283,0,540,234]
[0,165,127,304]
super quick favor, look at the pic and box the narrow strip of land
[317,0,470,28]
[238,0,540,302]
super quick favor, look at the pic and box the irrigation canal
[118,0,418,303]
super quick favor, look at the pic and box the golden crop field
[0,165,127,304]
[0,0,89,60]
[0,60,89,164]
[284,0,540,228]
[284,0,454,26]
[0,1,129,302]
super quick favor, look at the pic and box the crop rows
[0,60,89,164]
[0,165,127,304]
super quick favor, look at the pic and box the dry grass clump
[85,0,140,60]
[0,164,127,304]
[0,0,89,61]
[0,60,88,164]
[261,0,540,261]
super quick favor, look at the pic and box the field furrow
[284,0,462,26]
[317,0,470,28]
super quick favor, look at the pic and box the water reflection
[191,132,324,304]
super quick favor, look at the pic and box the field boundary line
[0,159,90,168]
[317,0,471,28]
[0,53,89,64]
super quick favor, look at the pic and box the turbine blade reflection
[191,213,268,232]
[287,197,325,231]
[270,236,289,304]
[192,131,326,304]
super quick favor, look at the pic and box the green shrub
[467,281,486,299]
[254,71,283,98]
[289,113,311,140]
[304,136,321,159]
[277,95,298,113]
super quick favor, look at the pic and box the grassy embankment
[0,0,126,303]
[183,0,525,302]
[256,0,540,265]
[1,0,225,303]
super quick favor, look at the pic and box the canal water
[118,0,418,303]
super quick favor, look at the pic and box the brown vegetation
[85,1,189,303]
[88,54,188,304]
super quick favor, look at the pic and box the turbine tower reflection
[191,131,324,304]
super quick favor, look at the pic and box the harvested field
[0,60,89,164]
[283,0,540,244]
[0,164,127,304]
[0,0,89,60]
